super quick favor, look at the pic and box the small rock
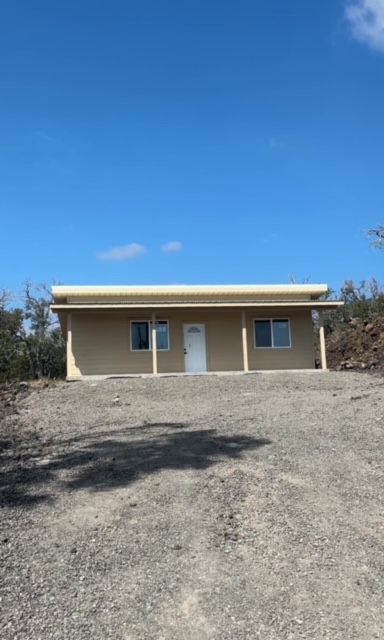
[350,317,363,326]
[173,543,182,551]
[70,547,78,554]
[35,458,52,466]
[129,502,138,508]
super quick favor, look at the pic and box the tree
[0,292,29,381]
[288,274,311,284]
[367,225,384,249]
[21,282,66,379]
[0,282,66,382]
[339,279,384,319]
[316,279,384,338]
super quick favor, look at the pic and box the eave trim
[51,300,343,311]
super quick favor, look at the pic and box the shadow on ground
[0,422,271,508]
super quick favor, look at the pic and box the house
[51,284,343,379]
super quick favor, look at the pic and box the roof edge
[52,284,329,302]
[51,300,343,311]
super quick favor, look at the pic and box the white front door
[183,324,207,372]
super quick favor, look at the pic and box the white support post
[241,311,249,372]
[318,310,327,370]
[67,312,72,379]
[151,311,158,374]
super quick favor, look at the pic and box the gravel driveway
[1,372,384,639]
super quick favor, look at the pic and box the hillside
[326,317,384,372]
[1,374,384,639]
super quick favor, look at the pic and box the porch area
[63,306,330,379]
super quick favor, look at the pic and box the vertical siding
[68,309,315,377]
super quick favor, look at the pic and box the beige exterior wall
[247,310,315,370]
[68,308,315,377]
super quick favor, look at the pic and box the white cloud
[162,241,182,253]
[97,243,146,261]
[346,0,384,51]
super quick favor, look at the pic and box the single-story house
[51,284,343,379]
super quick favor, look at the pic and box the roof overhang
[52,284,329,303]
[51,284,343,315]
[51,300,343,311]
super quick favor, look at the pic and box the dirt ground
[325,317,384,372]
[1,372,384,639]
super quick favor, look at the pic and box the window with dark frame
[254,319,291,348]
[131,322,150,351]
[131,321,169,351]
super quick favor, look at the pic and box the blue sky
[1,0,384,292]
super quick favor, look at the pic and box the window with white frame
[131,320,170,351]
[254,319,291,348]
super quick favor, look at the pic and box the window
[254,319,291,348]
[131,321,169,351]
[154,321,169,350]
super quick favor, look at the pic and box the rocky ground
[326,317,384,372]
[1,372,384,639]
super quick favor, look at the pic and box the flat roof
[52,284,329,302]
